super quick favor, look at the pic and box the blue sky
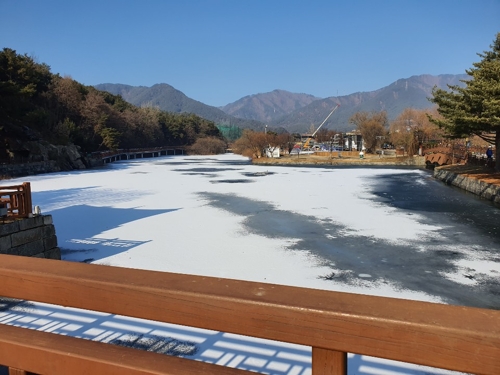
[1,0,499,107]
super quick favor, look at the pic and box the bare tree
[349,111,388,152]
[232,130,268,158]
[390,108,444,155]
[189,137,227,155]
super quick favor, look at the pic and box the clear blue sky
[1,0,499,107]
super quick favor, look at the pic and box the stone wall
[0,215,60,259]
[0,143,104,179]
[434,168,500,205]
[0,160,60,178]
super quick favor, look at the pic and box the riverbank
[252,153,426,167]
[433,164,500,204]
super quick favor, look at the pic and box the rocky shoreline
[433,165,500,205]
[0,143,103,179]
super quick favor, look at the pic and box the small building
[265,147,280,158]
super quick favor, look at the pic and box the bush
[188,137,227,155]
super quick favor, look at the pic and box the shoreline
[252,153,426,167]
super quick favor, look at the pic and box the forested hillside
[0,48,222,164]
[97,74,468,135]
[95,83,265,131]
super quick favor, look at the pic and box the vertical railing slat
[312,347,347,375]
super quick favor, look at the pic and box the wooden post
[312,347,347,375]
[22,182,32,217]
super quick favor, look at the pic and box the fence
[0,183,32,219]
[0,254,499,375]
[467,153,496,169]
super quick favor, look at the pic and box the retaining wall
[434,168,500,205]
[0,215,60,259]
[0,159,103,179]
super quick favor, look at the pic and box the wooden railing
[0,183,32,218]
[0,254,499,375]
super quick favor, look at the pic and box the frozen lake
[1,154,499,375]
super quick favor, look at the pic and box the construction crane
[302,103,340,150]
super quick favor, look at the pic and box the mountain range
[95,74,467,133]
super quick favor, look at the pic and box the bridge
[0,254,498,375]
[91,146,186,164]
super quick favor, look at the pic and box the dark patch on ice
[173,167,242,173]
[198,191,500,309]
[318,272,353,283]
[434,250,463,259]
[181,172,219,177]
[241,171,276,177]
[367,171,500,240]
[210,179,254,184]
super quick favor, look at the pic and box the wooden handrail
[0,254,499,375]
[0,324,247,375]
[0,182,32,218]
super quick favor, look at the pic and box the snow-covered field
[3,153,490,374]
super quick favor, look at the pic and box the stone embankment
[0,215,60,259]
[1,143,103,179]
[433,165,500,204]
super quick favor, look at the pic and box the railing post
[312,347,347,375]
[23,182,32,217]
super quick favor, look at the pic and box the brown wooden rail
[0,254,499,375]
[0,182,32,218]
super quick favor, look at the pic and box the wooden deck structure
[0,183,32,218]
[0,254,499,375]
[93,147,186,164]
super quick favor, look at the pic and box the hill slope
[268,74,468,133]
[97,74,468,134]
[220,89,320,123]
[94,83,264,130]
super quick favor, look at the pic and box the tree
[0,48,53,130]
[189,136,227,155]
[349,111,388,152]
[390,108,444,156]
[429,33,500,170]
[315,128,338,144]
[232,130,268,158]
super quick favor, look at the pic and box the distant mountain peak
[220,90,322,123]
[95,73,467,134]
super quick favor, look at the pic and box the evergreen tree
[429,33,500,170]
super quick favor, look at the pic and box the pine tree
[429,33,500,170]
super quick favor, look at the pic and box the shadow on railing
[0,183,32,219]
[0,255,499,375]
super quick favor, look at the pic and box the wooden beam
[0,255,499,374]
[0,324,247,375]
[8,368,34,375]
